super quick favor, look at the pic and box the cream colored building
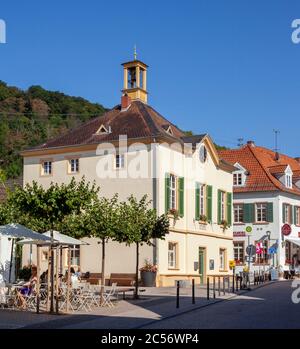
[22,56,235,286]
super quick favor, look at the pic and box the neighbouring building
[0,176,23,282]
[219,141,300,274]
[21,55,235,286]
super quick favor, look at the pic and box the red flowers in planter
[139,259,158,273]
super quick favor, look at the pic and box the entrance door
[199,247,206,284]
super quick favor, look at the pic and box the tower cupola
[121,48,148,104]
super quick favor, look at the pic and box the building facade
[21,56,235,286]
[220,141,300,274]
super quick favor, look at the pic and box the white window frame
[283,203,291,224]
[219,248,226,270]
[295,206,300,226]
[256,203,267,223]
[70,245,80,266]
[170,174,177,210]
[69,158,79,174]
[234,204,244,223]
[233,242,244,264]
[168,242,178,269]
[199,184,206,216]
[220,191,226,221]
[286,174,292,189]
[42,161,52,176]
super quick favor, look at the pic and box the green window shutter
[226,192,232,226]
[294,206,298,225]
[165,173,170,213]
[195,183,200,220]
[178,177,184,217]
[266,202,273,223]
[206,185,213,223]
[282,204,286,223]
[217,190,222,224]
[244,203,255,223]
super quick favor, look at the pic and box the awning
[0,223,51,241]
[285,238,300,247]
[17,230,88,246]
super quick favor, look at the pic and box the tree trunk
[135,242,139,299]
[100,238,106,305]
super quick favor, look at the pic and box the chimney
[275,152,280,161]
[247,140,255,147]
[295,157,300,163]
[121,93,131,111]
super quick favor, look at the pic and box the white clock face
[199,145,207,163]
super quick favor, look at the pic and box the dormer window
[233,173,243,186]
[96,124,109,134]
[233,163,247,187]
[284,165,293,189]
[286,173,292,188]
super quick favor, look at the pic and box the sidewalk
[0,281,276,329]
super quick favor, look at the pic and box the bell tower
[121,48,148,104]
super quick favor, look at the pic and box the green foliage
[214,143,229,151]
[0,81,106,179]
[116,195,169,245]
[7,177,99,233]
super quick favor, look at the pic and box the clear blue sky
[1,1,300,155]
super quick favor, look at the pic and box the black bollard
[218,276,221,296]
[213,277,216,299]
[232,268,235,293]
[176,281,180,308]
[207,277,210,300]
[192,279,195,304]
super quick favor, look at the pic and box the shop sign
[281,224,292,236]
[233,231,246,237]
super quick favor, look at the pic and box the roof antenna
[273,129,280,161]
[237,138,244,148]
[134,45,137,60]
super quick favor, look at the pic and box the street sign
[245,256,255,263]
[246,244,256,256]
[282,224,292,236]
[245,226,252,234]
[233,231,246,237]
[229,260,236,269]
[256,242,263,254]
[268,246,277,254]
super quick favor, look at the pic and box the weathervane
[134,45,137,60]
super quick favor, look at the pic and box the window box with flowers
[140,259,158,287]
[168,208,180,225]
[199,214,208,224]
[220,219,230,232]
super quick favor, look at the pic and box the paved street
[0,281,297,329]
[143,280,298,329]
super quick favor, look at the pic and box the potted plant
[199,214,208,223]
[140,259,158,287]
[220,219,230,232]
[169,208,180,225]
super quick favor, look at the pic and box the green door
[199,247,206,284]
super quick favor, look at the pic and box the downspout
[152,140,159,271]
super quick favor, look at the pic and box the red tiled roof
[219,144,300,196]
[29,101,186,150]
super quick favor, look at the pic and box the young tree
[65,195,119,302]
[8,177,99,232]
[7,177,99,312]
[115,195,169,299]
